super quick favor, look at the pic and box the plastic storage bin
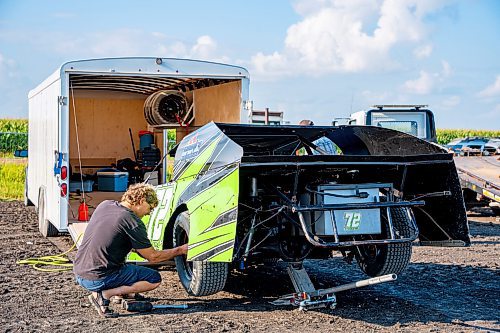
[97,171,128,192]
[69,180,94,193]
[139,130,154,150]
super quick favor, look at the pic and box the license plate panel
[331,209,381,235]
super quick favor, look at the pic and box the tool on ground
[271,262,397,310]
[122,300,188,312]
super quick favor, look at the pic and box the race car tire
[355,207,413,277]
[173,212,228,296]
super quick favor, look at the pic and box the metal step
[68,222,88,248]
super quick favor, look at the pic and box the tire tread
[356,207,413,276]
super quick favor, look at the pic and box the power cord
[17,233,83,272]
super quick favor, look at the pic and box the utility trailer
[454,155,500,214]
[26,57,250,238]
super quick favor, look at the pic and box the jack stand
[271,262,397,311]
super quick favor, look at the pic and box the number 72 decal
[343,212,362,231]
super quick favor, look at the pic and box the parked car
[486,138,500,154]
[446,137,498,155]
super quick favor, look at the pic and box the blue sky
[0,0,499,129]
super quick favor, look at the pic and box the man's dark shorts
[75,264,161,292]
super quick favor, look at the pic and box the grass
[0,161,26,201]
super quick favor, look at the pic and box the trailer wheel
[355,207,413,277]
[173,212,228,296]
[24,167,34,207]
[37,188,58,237]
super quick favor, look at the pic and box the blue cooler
[69,180,94,193]
[97,171,128,192]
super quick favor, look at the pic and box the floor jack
[271,262,397,311]
[122,300,188,312]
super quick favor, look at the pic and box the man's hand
[178,243,189,255]
[136,244,189,263]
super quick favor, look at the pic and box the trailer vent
[143,90,193,126]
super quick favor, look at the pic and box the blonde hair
[121,183,158,208]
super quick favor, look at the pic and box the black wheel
[24,167,34,207]
[38,188,58,237]
[462,189,478,211]
[355,207,413,277]
[173,212,228,296]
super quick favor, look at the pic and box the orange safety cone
[78,201,89,221]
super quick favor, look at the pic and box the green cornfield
[437,129,500,145]
[0,119,29,156]
[0,119,28,132]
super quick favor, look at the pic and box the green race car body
[128,122,470,296]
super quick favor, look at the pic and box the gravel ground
[0,201,498,333]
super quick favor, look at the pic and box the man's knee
[145,269,161,286]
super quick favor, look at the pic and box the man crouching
[74,183,188,318]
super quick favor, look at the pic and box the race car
[131,122,470,296]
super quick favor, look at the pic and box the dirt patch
[1,201,499,332]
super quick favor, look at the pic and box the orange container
[78,202,89,221]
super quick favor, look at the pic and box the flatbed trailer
[454,155,500,212]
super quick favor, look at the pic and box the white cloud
[156,41,188,58]
[476,104,500,120]
[361,90,391,103]
[441,60,452,77]
[0,53,17,83]
[88,30,146,56]
[477,75,500,98]
[190,35,217,59]
[402,61,452,94]
[403,71,434,94]
[414,44,433,59]
[151,32,167,39]
[252,0,450,78]
[31,29,224,62]
[441,95,461,108]
[251,52,290,78]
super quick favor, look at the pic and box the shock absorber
[244,177,258,259]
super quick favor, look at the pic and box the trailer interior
[67,74,242,224]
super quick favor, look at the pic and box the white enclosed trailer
[27,57,250,237]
